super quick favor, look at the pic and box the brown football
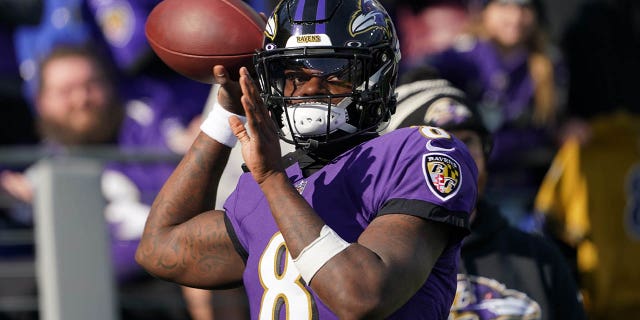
[145,0,265,83]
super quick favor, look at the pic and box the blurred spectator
[423,0,567,227]
[9,1,220,317]
[534,1,640,318]
[394,0,470,74]
[387,73,586,319]
[13,0,97,106]
[13,0,164,105]
[0,44,209,318]
[535,112,640,319]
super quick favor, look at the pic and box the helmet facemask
[255,45,397,149]
[253,0,400,150]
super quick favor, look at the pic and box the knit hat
[389,74,493,158]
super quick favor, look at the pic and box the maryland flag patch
[423,153,462,201]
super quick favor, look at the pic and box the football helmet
[254,0,401,149]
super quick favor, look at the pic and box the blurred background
[1,0,638,319]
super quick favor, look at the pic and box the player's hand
[230,67,283,185]
[213,65,245,115]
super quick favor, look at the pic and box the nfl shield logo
[423,153,462,201]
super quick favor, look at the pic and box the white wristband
[293,225,351,284]
[199,101,246,147]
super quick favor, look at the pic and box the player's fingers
[242,98,277,141]
[240,69,279,136]
[212,65,229,85]
[238,68,279,139]
[241,93,275,138]
[239,72,262,116]
[215,65,238,98]
[241,95,258,127]
[230,115,250,144]
[215,65,244,115]
[239,68,268,118]
[239,68,259,101]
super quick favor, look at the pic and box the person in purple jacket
[136,0,478,318]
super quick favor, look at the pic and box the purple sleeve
[222,173,256,254]
[374,127,478,231]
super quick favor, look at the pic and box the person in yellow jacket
[535,110,640,319]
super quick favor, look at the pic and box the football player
[136,0,478,318]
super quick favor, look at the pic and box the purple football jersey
[224,126,478,319]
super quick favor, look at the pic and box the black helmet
[254,0,401,149]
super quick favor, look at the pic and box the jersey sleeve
[222,174,253,262]
[374,127,478,232]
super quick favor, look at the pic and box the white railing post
[33,158,117,320]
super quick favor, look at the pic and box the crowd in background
[0,0,638,319]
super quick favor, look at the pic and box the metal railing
[0,145,183,320]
